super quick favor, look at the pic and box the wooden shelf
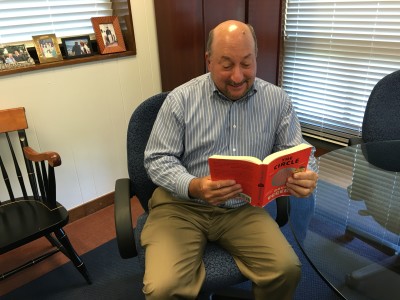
[0,51,136,77]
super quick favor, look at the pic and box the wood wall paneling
[154,0,205,91]
[248,0,282,85]
[203,0,247,41]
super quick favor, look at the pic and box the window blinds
[0,0,113,45]
[282,0,400,145]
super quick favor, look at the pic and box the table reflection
[360,140,400,172]
[348,141,400,237]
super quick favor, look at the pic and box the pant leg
[141,187,209,300]
[210,204,301,300]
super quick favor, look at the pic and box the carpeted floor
[2,239,143,300]
[2,217,341,300]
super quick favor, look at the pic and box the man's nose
[230,66,244,83]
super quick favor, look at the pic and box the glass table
[290,140,400,300]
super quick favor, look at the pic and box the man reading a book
[143,20,318,300]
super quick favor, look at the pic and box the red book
[208,143,312,207]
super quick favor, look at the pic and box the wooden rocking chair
[0,107,91,284]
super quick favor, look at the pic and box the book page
[262,143,312,165]
[208,154,262,164]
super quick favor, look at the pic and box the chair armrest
[23,146,61,167]
[348,137,364,146]
[114,178,137,258]
[275,196,289,227]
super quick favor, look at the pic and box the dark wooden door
[248,0,282,84]
[154,0,204,92]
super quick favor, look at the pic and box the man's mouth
[230,81,246,88]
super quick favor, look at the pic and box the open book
[208,143,312,207]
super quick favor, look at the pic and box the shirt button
[233,124,237,128]
[233,148,236,152]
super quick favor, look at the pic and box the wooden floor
[0,197,143,297]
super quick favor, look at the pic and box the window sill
[0,50,136,77]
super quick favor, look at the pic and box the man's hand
[189,176,242,206]
[286,169,318,198]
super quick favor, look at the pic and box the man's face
[206,29,257,101]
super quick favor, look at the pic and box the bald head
[206,20,258,57]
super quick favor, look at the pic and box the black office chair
[114,92,290,299]
[0,107,91,284]
[348,69,400,146]
[345,70,400,291]
[347,69,400,243]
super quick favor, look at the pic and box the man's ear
[205,53,211,70]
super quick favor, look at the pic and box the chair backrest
[127,92,169,211]
[0,107,60,208]
[362,70,400,143]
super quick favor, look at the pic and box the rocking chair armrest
[23,146,61,167]
[114,178,137,258]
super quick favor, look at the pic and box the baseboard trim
[68,192,114,223]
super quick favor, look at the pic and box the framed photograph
[61,35,93,59]
[0,44,35,71]
[32,34,63,64]
[91,16,126,54]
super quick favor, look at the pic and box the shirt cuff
[175,173,196,200]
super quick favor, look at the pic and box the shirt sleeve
[144,94,194,200]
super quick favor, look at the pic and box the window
[282,0,400,145]
[0,0,113,45]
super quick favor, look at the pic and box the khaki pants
[141,187,301,300]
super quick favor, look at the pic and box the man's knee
[276,248,301,282]
[282,258,301,285]
[143,266,204,300]
[253,250,301,288]
[267,254,301,289]
[143,276,179,300]
[251,258,301,300]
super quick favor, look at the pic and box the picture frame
[91,16,126,54]
[32,34,63,64]
[61,35,94,59]
[0,44,35,71]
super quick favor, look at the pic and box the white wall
[0,0,161,210]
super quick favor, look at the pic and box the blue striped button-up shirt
[144,73,315,208]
